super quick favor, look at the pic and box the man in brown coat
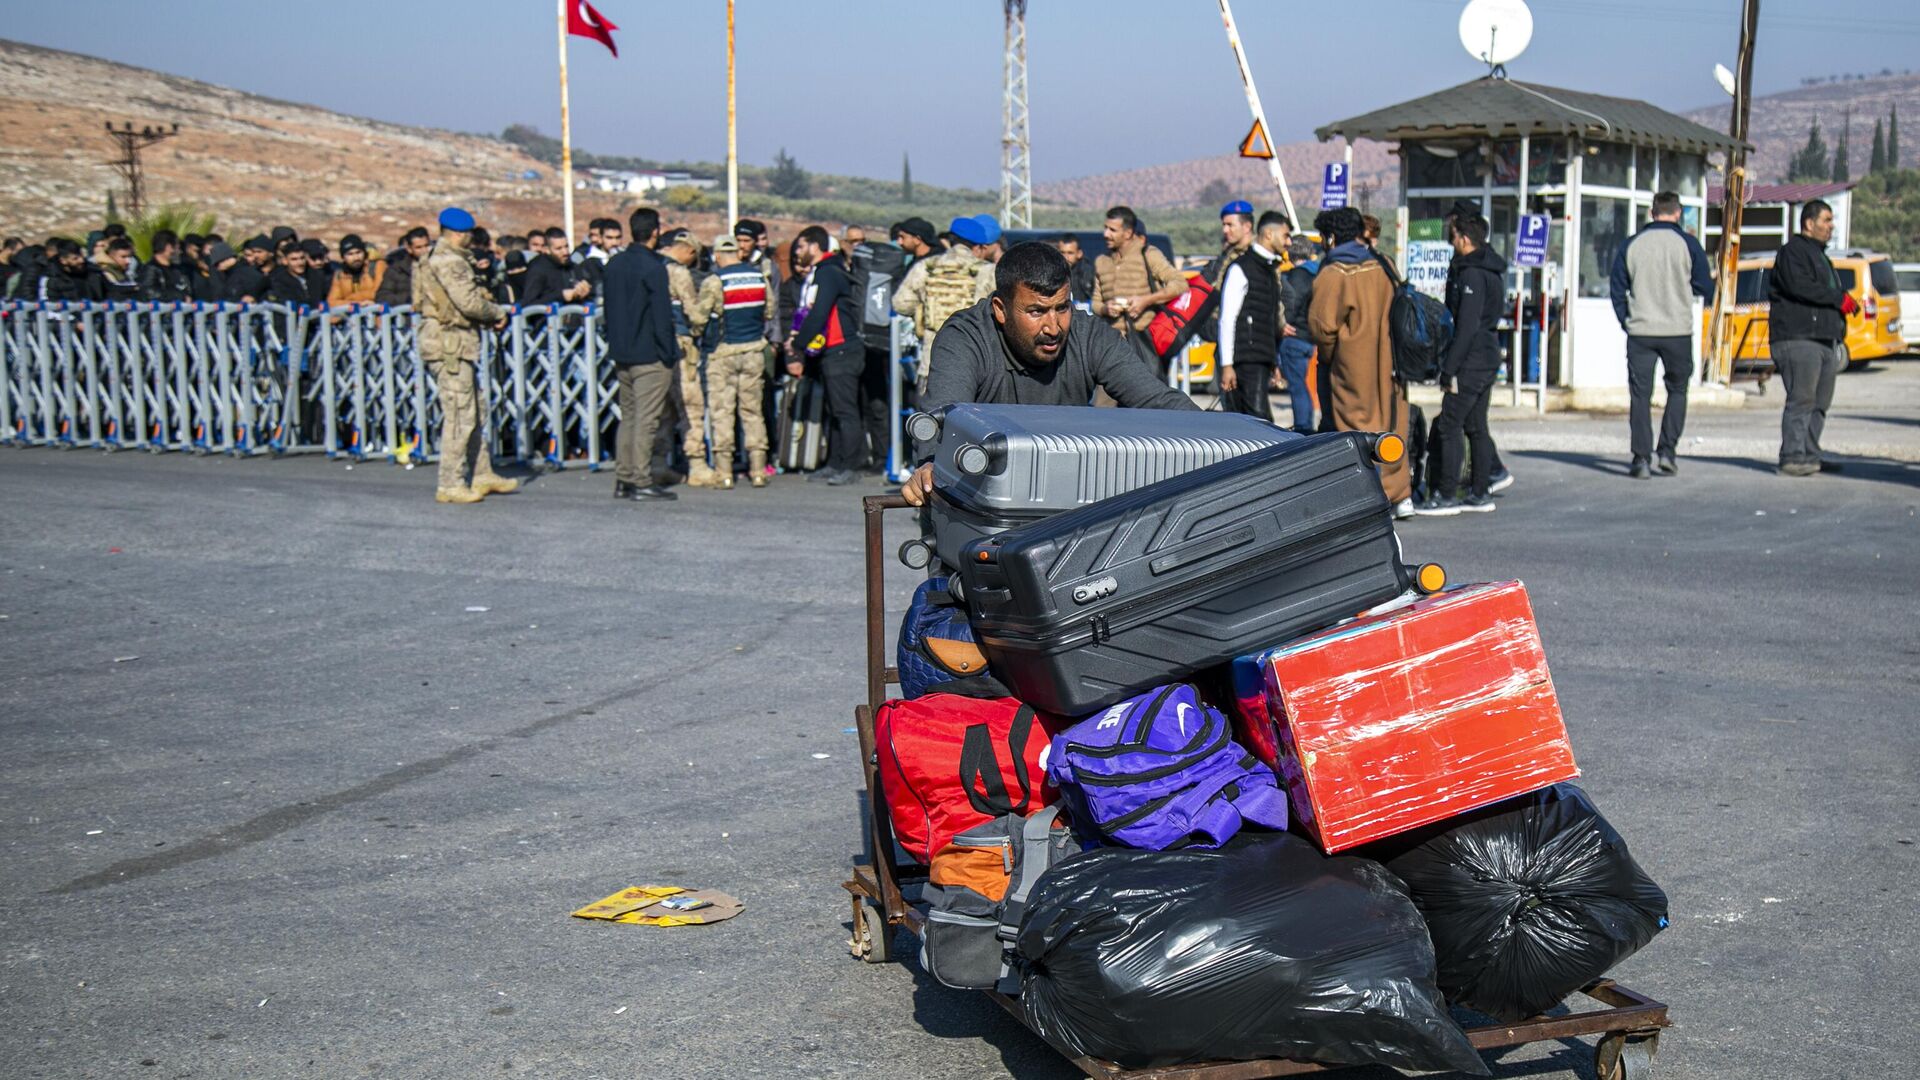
[1307,207,1413,517]
[1090,205,1188,376]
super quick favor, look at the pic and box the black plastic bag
[1375,783,1669,1022]
[1014,833,1488,1075]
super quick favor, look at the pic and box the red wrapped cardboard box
[1230,581,1579,853]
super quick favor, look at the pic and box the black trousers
[860,345,892,469]
[1224,362,1274,422]
[1434,367,1498,499]
[1625,334,1692,461]
[820,344,867,472]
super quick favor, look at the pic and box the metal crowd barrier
[0,301,611,467]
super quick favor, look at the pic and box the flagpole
[1216,0,1296,227]
[726,0,738,227]
[557,0,576,251]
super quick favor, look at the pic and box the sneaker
[1459,493,1497,513]
[1777,461,1819,477]
[1392,498,1416,521]
[825,468,859,486]
[1655,453,1678,476]
[1629,458,1652,480]
[805,468,835,483]
[1487,468,1515,495]
[435,486,484,504]
[1412,495,1464,517]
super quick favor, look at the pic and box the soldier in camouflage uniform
[414,207,515,504]
[896,216,996,393]
[699,234,778,488]
[660,229,719,487]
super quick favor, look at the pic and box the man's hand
[492,316,509,331]
[901,462,935,507]
[1841,292,1860,317]
[1217,364,1237,393]
[786,360,805,378]
[1106,298,1129,318]
[1269,367,1283,390]
[1282,323,1298,338]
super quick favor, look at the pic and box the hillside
[1038,72,1920,213]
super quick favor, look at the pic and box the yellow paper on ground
[571,885,685,920]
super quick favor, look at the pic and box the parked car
[1713,248,1906,374]
[1894,262,1920,348]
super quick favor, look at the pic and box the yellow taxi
[1719,248,1906,373]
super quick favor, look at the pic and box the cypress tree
[902,153,914,204]
[1870,119,1887,174]
[1890,104,1902,170]
[1788,118,1829,182]
[1832,110,1850,182]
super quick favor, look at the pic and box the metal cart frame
[842,494,1671,1080]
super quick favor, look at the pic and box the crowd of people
[2,187,1860,502]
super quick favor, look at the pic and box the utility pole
[1000,0,1032,229]
[556,0,576,251]
[1708,0,1759,386]
[1215,0,1298,228]
[726,0,738,227]
[102,121,179,219]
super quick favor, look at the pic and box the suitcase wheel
[1373,432,1406,465]
[1415,562,1447,594]
[904,411,942,444]
[898,538,933,570]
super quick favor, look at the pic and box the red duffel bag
[1147,272,1214,357]
[876,694,1063,864]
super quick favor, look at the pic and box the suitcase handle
[1147,525,1257,576]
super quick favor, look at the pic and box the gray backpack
[920,805,1078,992]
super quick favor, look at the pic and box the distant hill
[1037,72,1920,213]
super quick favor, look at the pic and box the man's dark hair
[1800,199,1832,228]
[53,238,82,258]
[628,208,660,244]
[150,229,179,254]
[544,226,570,245]
[796,225,830,251]
[1456,215,1490,246]
[1054,233,1080,247]
[994,241,1072,304]
[1651,191,1682,218]
[470,227,492,250]
[500,234,526,252]
[106,237,133,255]
[402,226,431,245]
[102,222,128,239]
[589,217,612,233]
[1313,207,1365,246]
[204,232,224,245]
[1103,206,1139,234]
[601,219,623,235]
[1255,210,1291,233]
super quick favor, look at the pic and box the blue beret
[1221,200,1254,217]
[948,215,986,246]
[438,206,476,231]
[971,214,1002,244]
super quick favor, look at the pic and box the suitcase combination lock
[1072,576,1119,605]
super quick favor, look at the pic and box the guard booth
[1317,75,1747,408]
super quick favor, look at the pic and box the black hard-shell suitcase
[955,431,1434,717]
[776,374,827,472]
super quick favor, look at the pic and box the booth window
[1579,197,1631,297]
[1408,143,1486,188]
[1664,152,1706,198]
[1584,142,1632,189]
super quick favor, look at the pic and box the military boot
[748,452,769,488]
[686,462,721,488]
[472,474,520,496]
[436,486,484,505]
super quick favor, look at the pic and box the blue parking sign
[1515,213,1550,267]
[1321,162,1349,209]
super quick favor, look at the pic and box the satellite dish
[1714,63,1738,97]
[1459,0,1534,72]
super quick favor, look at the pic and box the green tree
[769,147,811,199]
[106,190,119,224]
[1850,167,1920,260]
[118,204,219,261]
[1195,178,1233,208]
[1832,112,1850,182]
[1890,104,1902,170]
[901,153,914,204]
[663,185,707,211]
[1787,118,1829,182]
[1870,119,1887,174]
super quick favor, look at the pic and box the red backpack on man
[1147,272,1215,358]
[875,694,1064,864]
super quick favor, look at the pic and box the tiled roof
[1317,77,1750,155]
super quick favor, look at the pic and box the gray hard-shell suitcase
[955,431,1438,717]
[905,404,1295,570]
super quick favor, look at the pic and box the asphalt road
[1,440,1916,1080]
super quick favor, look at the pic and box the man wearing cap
[1205,201,1257,287]
[197,241,237,301]
[327,235,385,307]
[1091,205,1188,376]
[892,217,937,267]
[414,207,517,505]
[699,233,778,488]
[224,236,275,303]
[659,228,721,487]
[1215,211,1289,422]
[896,216,993,389]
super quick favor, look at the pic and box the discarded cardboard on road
[571,885,744,927]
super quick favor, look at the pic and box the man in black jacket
[521,227,590,308]
[375,227,430,307]
[786,225,866,485]
[1215,211,1289,420]
[38,239,91,301]
[225,236,274,303]
[1768,200,1848,477]
[601,207,678,502]
[903,242,1198,507]
[136,230,195,302]
[1416,213,1507,516]
[267,245,317,306]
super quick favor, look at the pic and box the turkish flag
[567,0,619,58]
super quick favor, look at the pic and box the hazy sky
[9,0,1916,188]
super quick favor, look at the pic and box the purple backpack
[1046,683,1288,851]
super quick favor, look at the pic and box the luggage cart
[842,493,1672,1080]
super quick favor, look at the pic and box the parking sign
[1514,213,1550,267]
[1321,162,1349,209]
